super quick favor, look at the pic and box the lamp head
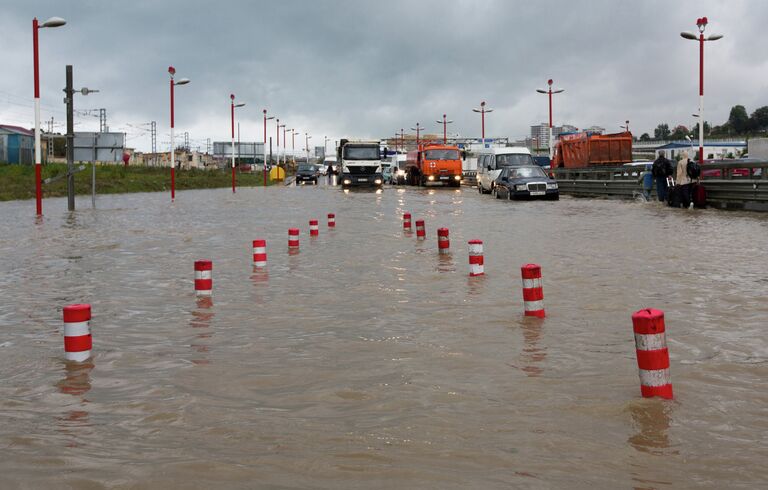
[707,34,723,41]
[680,31,698,40]
[175,78,190,85]
[168,66,176,76]
[41,17,66,28]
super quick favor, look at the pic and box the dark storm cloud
[2,0,766,151]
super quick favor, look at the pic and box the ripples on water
[1,185,767,488]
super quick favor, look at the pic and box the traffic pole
[437,227,449,254]
[194,260,213,296]
[632,308,673,399]
[63,304,92,362]
[468,239,484,276]
[253,239,267,268]
[521,264,546,318]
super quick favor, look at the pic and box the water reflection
[189,297,214,366]
[520,319,547,377]
[436,253,455,273]
[627,400,675,455]
[56,360,94,443]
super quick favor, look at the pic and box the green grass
[0,163,273,201]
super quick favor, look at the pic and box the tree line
[637,104,768,141]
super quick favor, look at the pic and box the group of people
[649,151,701,208]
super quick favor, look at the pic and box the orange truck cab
[405,143,463,187]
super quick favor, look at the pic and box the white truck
[337,139,383,189]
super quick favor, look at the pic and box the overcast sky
[2,0,767,152]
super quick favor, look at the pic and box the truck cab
[337,139,383,189]
[405,143,463,187]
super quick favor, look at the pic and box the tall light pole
[472,101,493,147]
[324,136,329,157]
[436,114,453,144]
[410,123,424,148]
[536,80,564,160]
[621,120,630,132]
[281,124,288,165]
[263,109,275,187]
[681,17,722,164]
[33,15,66,216]
[168,66,190,202]
[230,94,245,193]
[399,128,405,152]
[304,133,312,164]
[275,118,281,165]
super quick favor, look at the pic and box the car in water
[295,163,319,185]
[492,165,559,200]
[476,147,535,194]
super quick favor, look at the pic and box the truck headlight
[343,179,351,185]
[546,183,558,189]
[428,175,435,181]
[397,170,405,176]
[454,175,461,180]
[374,179,382,184]
[515,184,528,191]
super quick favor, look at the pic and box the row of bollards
[60,208,673,400]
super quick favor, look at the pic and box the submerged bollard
[194,260,213,296]
[468,239,484,276]
[403,212,412,231]
[309,219,319,237]
[328,213,336,228]
[415,219,426,240]
[437,227,450,254]
[63,304,92,362]
[288,228,300,249]
[253,239,267,268]
[632,308,673,399]
[521,264,546,318]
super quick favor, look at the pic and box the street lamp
[324,136,330,156]
[263,109,275,187]
[410,123,424,148]
[681,17,722,164]
[436,114,453,144]
[305,133,312,164]
[275,118,281,165]
[230,94,245,193]
[472,101,493,147]
[33,15,66,216]
[536,79,564,160]
[621,120,630,132]
[399,128,405,152]
[281,124,289,166]
[168,66,190,202]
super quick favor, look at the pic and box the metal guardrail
[553,161,768,211]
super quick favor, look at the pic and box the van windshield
[344,146,380,160]
[425,149,459,160]
[496,154,534,167]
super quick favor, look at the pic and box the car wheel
[493,187,500,199]
[508,189,514,200]
[478,184,483,194]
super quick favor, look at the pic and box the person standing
[652,152,672,202]
[675,151,692,208]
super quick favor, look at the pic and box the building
[553,124,579,139]
[584,125,605,135]
[654,141,746,160]
[530,123,549,148]
[0,125,34,164]
[139,150,216,169]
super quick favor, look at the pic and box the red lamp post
[436,114,453,144]
[32,15,66,216]
[472,101,493,147]
[536,80,564,160]
[263,109,275,187]
[399,128,405,152]
[681,17,723,164]
[410,123,424,148]
[168,66,190,202]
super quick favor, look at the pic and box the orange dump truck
[552,131,632,169]
[405,142,463,187]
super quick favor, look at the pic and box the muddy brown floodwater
[1,184,767,489]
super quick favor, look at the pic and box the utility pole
[47,117,55,159]
[65,65,75,211]
[99,108,107,133]
[150,121,157,166]
[206,138,210,155]
[184,131,189,151]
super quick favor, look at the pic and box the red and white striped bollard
[63,304,92,362]
[437,227,449,254]
[468,239,484,276]
[632,308,673,399]
[403,212,412,231]
[309,219,319,237]
[253,239,267,268]
[328,213,335,228]
[521,264,545,318]
[288,228,300,249]
[194,260,213,296]
[415,219,425,240]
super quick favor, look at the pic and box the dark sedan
[492,165,559,200]
[295,164,318,185]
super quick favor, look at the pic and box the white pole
[170,127,175,174]
[699,94,704,160]
[34,98,41,167]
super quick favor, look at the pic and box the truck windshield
[344,146,380,160]
[496,154,534,167]
[425,149,459,160]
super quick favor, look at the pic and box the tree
[654,123,670,140]
[670,125,689,140]
[691,121,710,138]
[748,106,768,132]
[639,133,651,141]
[728,105,749,134]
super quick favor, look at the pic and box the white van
[476,147,535,194]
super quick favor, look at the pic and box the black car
[295,164,318,185]
[493,165,559,200]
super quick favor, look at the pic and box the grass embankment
[0,163,273,201]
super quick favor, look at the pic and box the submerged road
[1,185,767,488]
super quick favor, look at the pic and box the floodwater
[1,183,767,489]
